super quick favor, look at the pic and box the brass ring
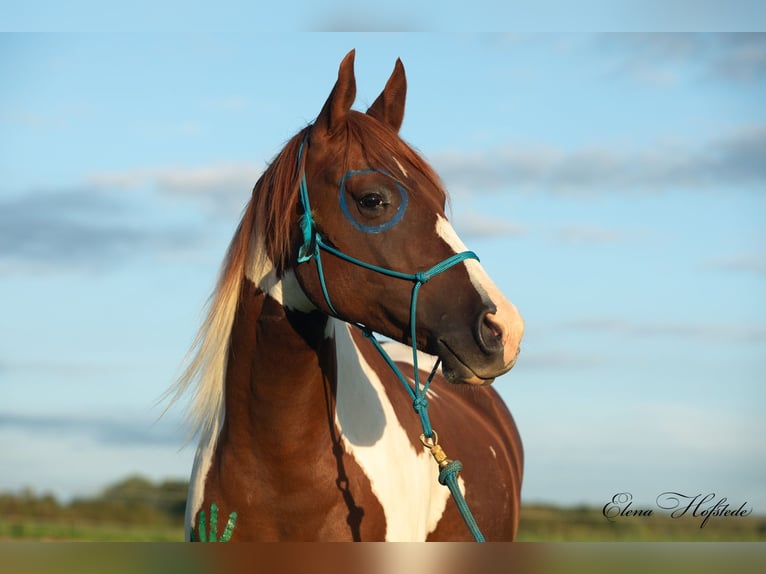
[419,430,439,448]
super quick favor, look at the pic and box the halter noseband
[295,138,486,542]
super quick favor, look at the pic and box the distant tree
[0,476,188,525]
[0,490,61,519]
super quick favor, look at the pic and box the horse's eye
[359,193,385,210]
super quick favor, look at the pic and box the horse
[169,50,525,542]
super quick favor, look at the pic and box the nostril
[477,311,505,355]
[485,315,502,339]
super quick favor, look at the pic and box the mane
[166,113,446,438]
[164,128,309,438]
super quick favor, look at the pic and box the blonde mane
[164,200,255,439]
[165,129,309,438]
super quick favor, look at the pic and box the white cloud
[0,188,202,273]
[0,427,191,501]
[0,411,185,447]
[434,124,766,197]
[554,225,629,244]
[703,253,766,275]
[87,162,262,215]
[599,33,766,85]
[564,317,766,344]
[452,211,526,238]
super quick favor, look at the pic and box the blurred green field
[0,476,187,542]
[0,519,183,542]
[1,477,764,541]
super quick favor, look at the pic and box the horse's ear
[366,58,406,132]
[316,49,357,135]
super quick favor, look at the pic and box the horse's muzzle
[436,302,524,385]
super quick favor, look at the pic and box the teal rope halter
[295,139,486,542]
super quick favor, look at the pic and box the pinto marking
[333,322,452,540]
[185,410,223,541]
[436,215,524,368]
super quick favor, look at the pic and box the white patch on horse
[378,341,441,398]
[489,445,497,459]
[333,322,450,541]
[381,341,438,375]
[244,226,273,286]
[435,215,495,302]
[380,342,441,399]
[435,215,524,366]
[393,157,408,178]
[264,269,316,313]
[245,232,316,313]
[185,407,224,540]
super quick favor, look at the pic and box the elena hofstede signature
[603,492,753,528]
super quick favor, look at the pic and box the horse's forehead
[315,126,444,205]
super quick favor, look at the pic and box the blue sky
[1,33,764,513]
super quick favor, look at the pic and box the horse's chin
[439,357,501,387]
[438,341,516,386]
[443,369,496,386]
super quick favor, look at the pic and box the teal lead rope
[296,141,486,542]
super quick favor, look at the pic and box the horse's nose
[476,308,506,356]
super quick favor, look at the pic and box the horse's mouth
[437,339,516,386]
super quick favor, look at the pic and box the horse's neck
[220,275,335,460]
[194,269,457,540]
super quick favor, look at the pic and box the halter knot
[415,271,430,284]
[438,459,463,486]
[412,395,429,413]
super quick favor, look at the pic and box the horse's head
[285,50,523,385]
